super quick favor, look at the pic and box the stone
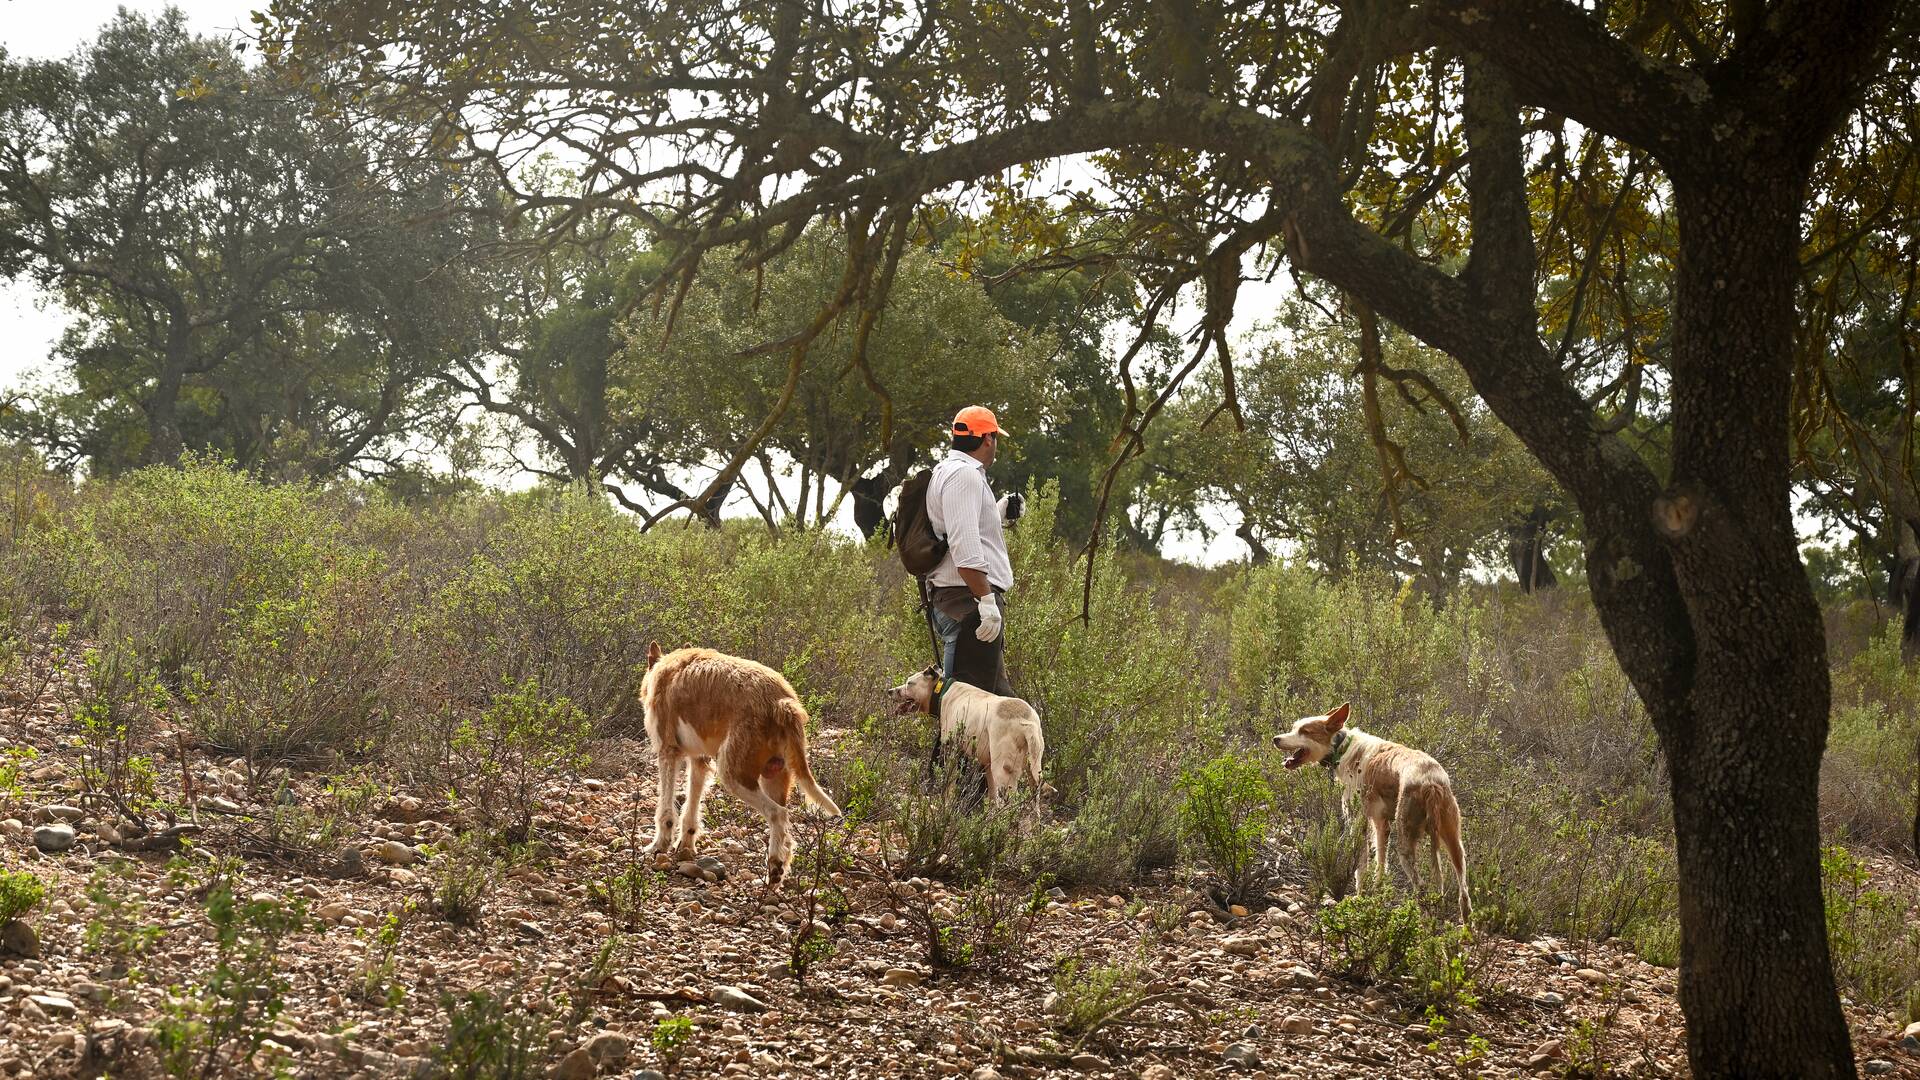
[883,967,925,986]
[28,993,76,1018]
[1222,935,1261,957]
[1283,965,1318,988]
[1901,1020,1920,1052]
[1140,1067,1177,1080]
[551,1047,595,1080]
[1228,904,1249,918]
[584,1032,629,1066]
[1534,991,1566,1007]
[1223,1042,1261,1068]
[532,888,563,905]
[0,920,39,959]
[695,855,727,877]
[1070,1053,1108,1071]
[317,903,351,924]
[1531,1039,1564,1061]
[969,1068,1004,1080]
[709,985,768,1013]
[1575,968,1608,985]
[878,912,899,931]
[1279,1015,1313,1035]
[0,818,23,839]
[633,1072,668,1080]
[39,805,86,823]
[1863,1062,1895,1076]
[374,840,417,865]
[32,823,74,853]
[333,847,367,877]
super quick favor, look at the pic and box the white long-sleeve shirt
[925,449,1013,592]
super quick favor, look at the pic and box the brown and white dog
[639,642,841,886]
[887,666,1044,814]
[1273,702,1470,921]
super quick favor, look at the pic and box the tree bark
[1505,505,1556,592]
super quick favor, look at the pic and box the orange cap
[952,406,1004,438]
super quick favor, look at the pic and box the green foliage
[1297,808,1370,902]
[433,834,500,927]
[84,860,164,974]
[152,859,307,1079]
[0,869,44,924]
[1050,956,1145,1038]
[74,646,165,823]
[449,676,589,843]
[1177,753,1276,902]
[650,1015,695,1063]
[0,746,38,808]
[353,904,412,1008]
[1316,892,1480,1015]
[437,990,547,1080]
[1821,844,1920,1012]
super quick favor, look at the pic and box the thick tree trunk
[1651,171,1850,1078]
[144,365,188,467]
[1506,505,1556,592]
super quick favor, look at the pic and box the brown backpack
[892,469,947,577]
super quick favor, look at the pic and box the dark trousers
[927,586,1012,696]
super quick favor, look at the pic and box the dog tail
[777,699,841,817]
[1430,788,1471,923]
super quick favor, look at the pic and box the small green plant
[1317,891,1481,1015]
[0,745,38,807]
[449,676,590,843]
[651,1014,695,1070]
[1562,1014,1614,1078]
[433,834,499,927]
[74,646,166,827]
[436,989,545,1080]
[353,903,412,1008]
[151,864,307,1079]
[1821,843,1920,1012]
[1177,753,1276,903]
[83,860,164,975]
[587,864,657,930]
[0,869,44,924]
[1050,956,1145,1038]
[1298,809,1369,901]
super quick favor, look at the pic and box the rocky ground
[1,648,1917,1079]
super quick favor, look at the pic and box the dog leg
[675,756,713,857]
[644,750,683,854]
[1359,813,1390,895]
[719,773,792,887]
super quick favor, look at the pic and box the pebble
[970,1068,1004,1080]
[882,968,924,987]
[1223,1042,1261,1068]
[709,985,769,1013]
[31,823,74,853]
[0,921,40,959]
[374,840,417,866]
[1228,904,1249,917]
[1222,935,1261,957]
[634,1072,668,1080]
[28,994,76,1018]
[1575,968,1608,985]
[584,1032,628,1065]
[551,1047,594,1080]
[38,805,86,823]
[1069,1052,1108,1071]
[1864,1062,1895,1076]
[1140,1067,1176,1080]
[1280,1015,1313,1035]
[1284,965,1318,987]
[1535,991,1566,1007]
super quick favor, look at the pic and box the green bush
[0,869,44,924]
[1822,843,1920,1012]
[1051,956,1145,1038]
[437,990,546,1080]
[448,676,590,843]
[1177,752,1276,902]
[433,834,500,927]
[1316,892,1480,1015]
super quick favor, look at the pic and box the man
[925,405,1022,696]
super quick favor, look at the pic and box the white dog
[887,666,1044,814]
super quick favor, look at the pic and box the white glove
[974,594,1004,642]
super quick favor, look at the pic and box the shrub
[448,676,590,843]
[74,646,166,825]
[152,860,307,1079]
[1177,753,1276,903]
[437,990,546,1080]
[434,834,500,927]
[1297,808,1370,902]
[1051,956,1145,1038]
[1822,843,1920,1012]
[84,860,164,974]
[650,1015,695,1069]
[0,869,44,924]
[1316,892,1480,1015]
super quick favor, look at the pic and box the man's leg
[949,594,1011,697]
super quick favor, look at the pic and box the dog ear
[1326,702,1351,729]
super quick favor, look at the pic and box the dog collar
[929,677,954,720]
[1320,730,1351,772]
